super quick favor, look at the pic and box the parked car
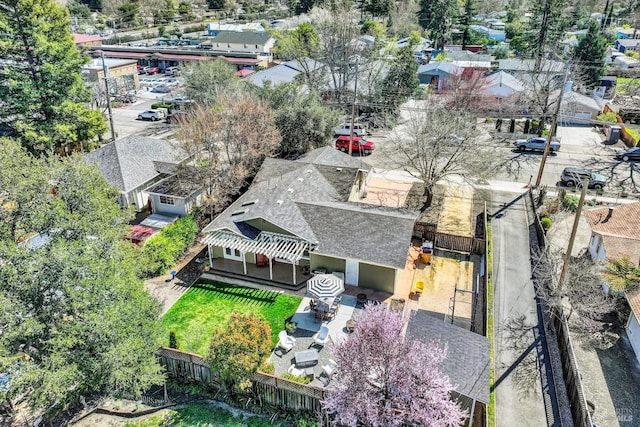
[335,135,375,155]
[171,96,192,105]
[151,85,171,93]
[165,78,179,87]
[513,137,560,152]
[146,67,160,75]
[137,110,165,121]
[112,92,137,103]
[616,147,640,161]
[138,66,149,75]
[164,67,179,76]
[560,167,607,189]
[334,123,366,137]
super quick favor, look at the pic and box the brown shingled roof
[601,235,640,266]
[626,285,640,320]
[583,203,640,240]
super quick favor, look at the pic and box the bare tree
[315,0,369,106]
[387,0,420,39]
[175,91,280,218]
[385,103,493,209]
[531,247,618,332]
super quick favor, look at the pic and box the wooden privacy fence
[413,223,485,255]
[550,311,593,427]
[155,347,325,413]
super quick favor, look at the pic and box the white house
[584,203,640,363]
[84,136,192,213]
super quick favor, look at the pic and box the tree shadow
[190,281,278,306]
[582,157,640,195]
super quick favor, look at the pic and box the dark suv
[560,168,607,189]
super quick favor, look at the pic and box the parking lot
[105,71,187,140]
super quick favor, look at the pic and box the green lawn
[159,279,302,356]
[124,404,287,427]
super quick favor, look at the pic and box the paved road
[491,187,561,427]
[367,120,638,198]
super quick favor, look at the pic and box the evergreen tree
[418,0,457,49]
[0,0,106,155]
[459,0,477,48]
[363,0,393,17]
[572,20,608,87]
[520,0,568,68]
[376,46,419,108]
[0,139,163,419]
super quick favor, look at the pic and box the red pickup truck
[335,135,375,155]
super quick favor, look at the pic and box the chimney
[603,207,614,222]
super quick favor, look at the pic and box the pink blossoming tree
[322,303,466,427]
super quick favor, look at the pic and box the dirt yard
[437,183,475,236]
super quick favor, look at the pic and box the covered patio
[202,230,311,289]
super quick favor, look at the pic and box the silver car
[137,110,165,121]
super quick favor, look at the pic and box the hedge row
[141,214,198,276]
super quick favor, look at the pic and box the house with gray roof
[84,135,192,213]
[406,310,490,424]
[202,147,418,292]
[209,30,275,59]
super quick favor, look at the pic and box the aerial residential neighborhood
[2,0,640,425]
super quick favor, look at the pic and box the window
[224,247,242,260]
[159,195,175,205]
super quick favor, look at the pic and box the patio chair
[321,359,338,379]
[410,280,425,297]
[287,364,305,377]
[312,323,330,348]
[277,330,296,353]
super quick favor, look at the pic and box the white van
[334,123,366,137]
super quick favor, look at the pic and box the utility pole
[99,51,117,142]
[348,61,359,157]
[557,179,589,293]
[535,62,571,187]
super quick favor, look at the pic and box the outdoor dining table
[294,349,319,367]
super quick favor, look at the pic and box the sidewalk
[144,241,206,316]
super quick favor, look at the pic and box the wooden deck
[207,257,309,290]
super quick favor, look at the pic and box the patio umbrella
[307,274,344,299]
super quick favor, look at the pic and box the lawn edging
[487,223,495,427]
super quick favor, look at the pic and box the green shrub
[281,373,311,384]
[563,194,579,212]
[141,214,198,276]
[259,361,274,374]
[597,112,618,123]
[169,331,179,349]
[540,216,552,231]
[151,102,173,110]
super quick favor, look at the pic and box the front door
[345,259,359,286]
[223,247,242,261]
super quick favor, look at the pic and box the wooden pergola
[202,230,310,284]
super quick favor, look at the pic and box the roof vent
[276,200,283,204]
[242,199,258,206]
[336,167,343,172]
[297,177,304,182]
[231,209,246,216]
[306,169,313,174]
[287,188,294,193]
